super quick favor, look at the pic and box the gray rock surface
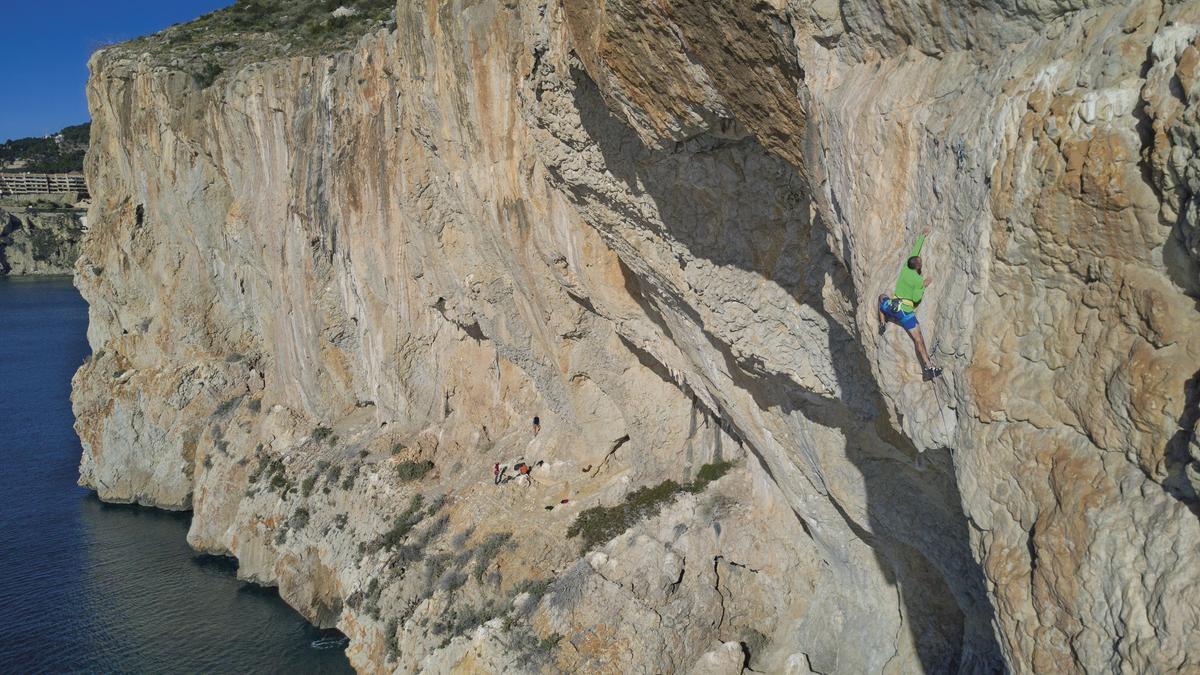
[73,1,1200,673]
[0,198,84,275]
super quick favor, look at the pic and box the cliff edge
[73,1,1200,672]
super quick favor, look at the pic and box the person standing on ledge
[878,231,943,380]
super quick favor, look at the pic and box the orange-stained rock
[72,1,1200,672]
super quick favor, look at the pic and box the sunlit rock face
[73,1,1200,672]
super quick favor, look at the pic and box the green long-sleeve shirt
[894,234,925,306]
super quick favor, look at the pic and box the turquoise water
[0,276,352,673]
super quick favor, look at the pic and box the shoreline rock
[73,1,1200,672]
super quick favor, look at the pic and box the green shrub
[431,601,504,638]
[0,122,88,173]
[450,527,475,550]
[28,228,59,261]
[312,425,334,443]
[536,633,562,653]
[509,578,550,604]
[194,61,223,88]
[270,472,290,492]
[396,459,434,482]
[358,449,369,459]
[118,0,401,75]
[306,14,352,37]
[384,617,399,659]
[362,577,383,618]
[415,514,449,548]
[566,462,736,551]
[437,569,469,593]
[394,543,424,564]
[691,461,734,490]
[566,480,681,551]
[301,474,318,497]
[249,454,286,488]
[291,507,310,530]
[391,443,405,455]
[374,494,427,552]
[508,631,563,665]
[472,532,512,582]
[325,464,342,484]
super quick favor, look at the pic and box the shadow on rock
[557,64,1004,673]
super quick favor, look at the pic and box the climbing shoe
[923,365,943,381]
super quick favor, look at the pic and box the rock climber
[532,416,541,436]
[878,231,943,380]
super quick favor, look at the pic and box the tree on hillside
[0,123,90,173]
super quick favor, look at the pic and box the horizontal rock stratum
[72,1,1200,672]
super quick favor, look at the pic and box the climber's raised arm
[909,231,926,258]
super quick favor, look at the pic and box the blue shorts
[880,296,919,330]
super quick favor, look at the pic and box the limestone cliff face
[73,1,1200,673]
[0,201,85,275]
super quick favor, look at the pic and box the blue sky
[0,0,233,142]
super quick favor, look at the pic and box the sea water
[0,276,352,673]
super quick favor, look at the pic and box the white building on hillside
[0,172,88,196]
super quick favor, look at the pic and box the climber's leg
[905,325,943,379]
[905,325,932,369]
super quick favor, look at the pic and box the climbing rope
[928,338,954,445]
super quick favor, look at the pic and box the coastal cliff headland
[0,195,86,276]
[73,1,1200,672]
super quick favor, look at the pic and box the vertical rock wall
[73,0,1200,672]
